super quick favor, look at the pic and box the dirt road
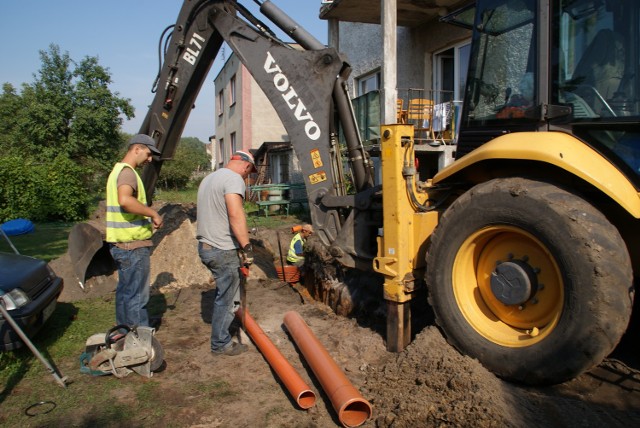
[54,204,640,427]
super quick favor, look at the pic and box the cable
[24,401,57,417]
[152,25,175,94]
[401,141,453,212]
[234,0,279,39]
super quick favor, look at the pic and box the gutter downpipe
[238,309,316,409]
[283,311,372,427]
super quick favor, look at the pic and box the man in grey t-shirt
[196,151,256,356]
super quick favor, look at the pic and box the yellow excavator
[69,0,639,385]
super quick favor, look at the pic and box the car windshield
[0,228,20,255]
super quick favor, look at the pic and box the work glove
[240,243,254,266]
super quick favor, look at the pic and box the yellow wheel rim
[452,226,563,347]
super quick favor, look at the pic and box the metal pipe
[0,303,67,388]
[283,311,372,427]
[0,227,20,254]
[276,231,287,281]
[259,0,325,50]
[238,308,316,409]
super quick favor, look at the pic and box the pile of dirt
[362,326,520,427]
[50,203,640,427]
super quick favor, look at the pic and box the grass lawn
[0,222,74,261]
[153,187,198,205]
[156,187,311,230]
[0,187,311,426]
[0,292,190,427]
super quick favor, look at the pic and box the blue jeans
[198,243,240,352]
[109,245,150,327]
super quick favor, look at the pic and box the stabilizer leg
[386,300,411,352]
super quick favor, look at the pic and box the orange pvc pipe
[238,309,316,409]
[283,311,372,428]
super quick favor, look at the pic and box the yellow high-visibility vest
[287,233,304,263]
[105,163,153,243]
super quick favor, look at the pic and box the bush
[0,154,90,222]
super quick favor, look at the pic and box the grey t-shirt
[196,168,246,250]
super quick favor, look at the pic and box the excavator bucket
[68,223,104,290]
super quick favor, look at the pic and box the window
[463,0,537,124]
[553,0,640,180]
[434,41,471,103]
[358,71,381,96]
[217,90,224,116]
[230,132,237,154]
[554,0,638,120]
[218,138,224,169]
[269,152,289,184]
[440,3,475,30]
[230,75,237,106]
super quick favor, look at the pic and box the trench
[296,240,434,343]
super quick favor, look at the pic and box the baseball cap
[231,150,257,172]
[129,134,161,155]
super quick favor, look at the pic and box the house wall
[213,16,470,182]
[214,55,239,162]
[248,69,289,146]
[337,20,470,95]
[414,20,472,90]
[214,52,302,183]
[214,54,288,153]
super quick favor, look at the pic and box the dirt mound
[56,203,276,302]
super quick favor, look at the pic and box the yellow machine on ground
[70,0,639,385]
[374,0,639,385]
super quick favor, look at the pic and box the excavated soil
[52,203,640,427]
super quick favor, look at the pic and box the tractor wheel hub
[490,260,538,306]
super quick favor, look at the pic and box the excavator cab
[553,0,640,183]
[459,0,640,183]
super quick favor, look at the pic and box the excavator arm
[69,0,380,290]
[139,0,379,268]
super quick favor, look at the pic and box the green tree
[0,83,25,153]
[4,45,133,171]
[157,137,211,190]
[0,154,88,222]
[0,44,134,222]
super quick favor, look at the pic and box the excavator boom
[69,0,379,288]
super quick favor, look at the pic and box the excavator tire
[425,177,633,385]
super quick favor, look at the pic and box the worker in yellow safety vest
[286,223,314,267]
[106,134,164,328]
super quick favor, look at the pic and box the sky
[0,0,328,144]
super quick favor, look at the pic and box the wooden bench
[249,183,308,217]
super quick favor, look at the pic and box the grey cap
[129,134,161,155]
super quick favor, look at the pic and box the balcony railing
[350,90,381,144]
[350,88,462,146]
[396,88,460,145]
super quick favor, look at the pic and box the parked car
[0,232,64,351]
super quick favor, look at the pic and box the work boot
[212,342,247,356]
